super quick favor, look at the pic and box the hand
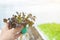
[0,23,23,40]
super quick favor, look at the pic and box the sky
[0,0,60,40]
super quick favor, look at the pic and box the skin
[0,23,24,40]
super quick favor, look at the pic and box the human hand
[0,23,23,40]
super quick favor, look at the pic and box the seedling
[3,12,36,34]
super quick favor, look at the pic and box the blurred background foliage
[38,23,60,40]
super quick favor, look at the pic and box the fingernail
[11,28,14,30]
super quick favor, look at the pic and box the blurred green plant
[38,23,60,40]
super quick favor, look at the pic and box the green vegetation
[38,23,60,40]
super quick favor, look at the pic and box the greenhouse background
[0,0,60,40]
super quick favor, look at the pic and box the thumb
[2,23,9,33]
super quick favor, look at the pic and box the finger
[8,28,16,36]
[14,32,22,39]
[9,25,24,35]
[14,25,24,33]
[9,28,15,33]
